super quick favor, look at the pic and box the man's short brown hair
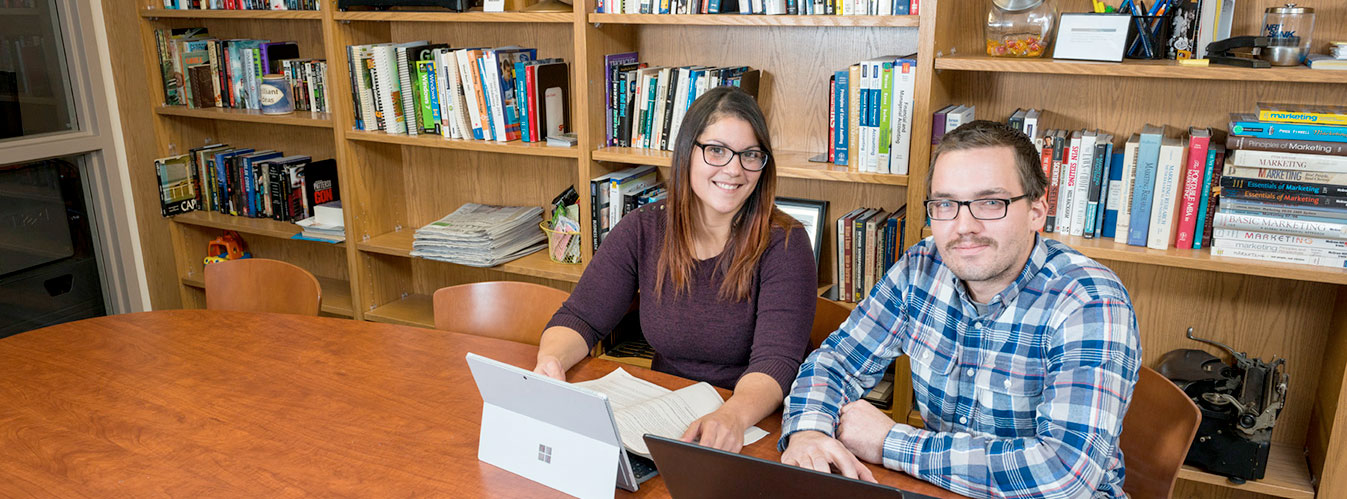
[927,120,1047,201]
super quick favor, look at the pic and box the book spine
[1045,132,1064,233]
[1223,187,1347,209]
[1176,133,1210,249]
[853,216,865,301]
[1102,149,1125,239]
[1147,140,1185,250]
[1210,245,1347,268]
[1084,140,1107,238]
[1214,238,1347,259]
[1200,148,1226,247]
[847,64,860,169]
[1212,228,1347,251]
[828,76,836,164]
[1115,138,1139,243]
[1226,134,1347,157]
[1128,134,1162,246]
[1222,175,1347,197]
[842,213,853,302]
[1231,117,1347,144]
[1231,149,1347,174]
[1192,146,1219,249]
[1214,211,1347,239]
[833,70,848,166]
[1258,109,1347,127]
[1058,134,1079,234]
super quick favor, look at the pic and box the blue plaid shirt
[781,235,1141,499]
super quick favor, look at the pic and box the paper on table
[575,368,769,457]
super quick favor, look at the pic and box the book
[155,153,200,217]
[1257,102,1347,127]
[1229,149,1347,174]
[1223,165,1347,185]
[1212,228,1347,251]
[1223,175,1347,198]
[931,104,955,145]
[1128,125,1165,246]
[1230,113,1347,144]
[1114,134,1141,243]
[1102,145,1125,239]
[1307,54,1347,70]
[834,70,850,166]
[1214,211,1347,240]
[604,52,640,146]
[1220,197,1347,221]
[888,57,917,175]
[1222,188,1347,210]
[1210,245,1347,268]
[1083,133,1108,238]
[1147,135,1187,250]
[1175,128,1211,249]
[1192,144,1221,249]
[573,368,768,458]
[1057,130,1081,234]
[1226,134,1347,157]
[1198,146,1226,248]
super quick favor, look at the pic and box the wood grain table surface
[0,310,964,498]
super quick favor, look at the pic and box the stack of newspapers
[410,203,546,267]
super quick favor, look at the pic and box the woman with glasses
[533,86,817,453]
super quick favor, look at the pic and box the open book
[575,368,770,458]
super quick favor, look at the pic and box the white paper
[577,368,770,457]
[1052,14,1133,63]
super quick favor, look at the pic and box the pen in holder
[1125,12,1174,60]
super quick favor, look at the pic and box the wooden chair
[432,281,570,346]
[810,296,854,351]
[204,258,322,316]
[1120,366,1203,499]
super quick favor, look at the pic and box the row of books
[154,143,338,226]
[602,52,759,152]
[595,0,917,15]
[159,0,320,10]
[347,43,570,143]
[155,28,331,112]
[589,165,662,250]
[1207,104,1347,268]
[829,56,917,174]
[832,206,906,303]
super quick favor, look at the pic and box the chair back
[1120,366,1202,499]
[205,259,322,316]
[810,297,854,351]
[432,281,570,345]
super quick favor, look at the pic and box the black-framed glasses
[694,142,770,171]
[925,194,1031,221]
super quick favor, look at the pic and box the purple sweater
[546,201,817,393]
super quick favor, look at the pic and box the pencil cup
[540,221,582,264]
[1124,13,1174,60]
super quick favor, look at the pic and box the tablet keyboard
[630,453,658,482]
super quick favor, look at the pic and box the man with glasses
[779,120,1141,499]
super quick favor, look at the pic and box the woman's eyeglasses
[694,142,770,171]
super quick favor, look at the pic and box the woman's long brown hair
[655,86,800,302]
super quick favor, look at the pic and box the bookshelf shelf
[916,227,1347,286]
[181,275,353,317]
[365,293,434,328]
[592,147,909,186]
[155,106,334,128]
[332,11,573,23]
[1177,442,1315,499]
[139,9,322,20]
[586,13,919,27]
[934,55,1347,85]
[346,130,581,158]
[171,211,346,248]
[358,230,584,282]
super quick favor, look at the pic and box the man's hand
[837,400,896,464]
[781,430,878,483]
[532,355,566,381]
[680,406,747,453]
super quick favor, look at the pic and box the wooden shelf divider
[365,294,435,329]
[140,8,321,20]
[934,55,1347,84]
[155,106,334,128]
[593,147,908,186]
[346,130,580,158]
[587,13,918,27]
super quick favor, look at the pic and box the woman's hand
[533,355,566,381]
[680,405,749,453]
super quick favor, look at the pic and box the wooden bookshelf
[364,293,434,328]
[593,147,909,186]
[181,275,353,317]
[332,11,573,23]
[934,55,1347,84]
[345,130,580,158]
[357,230,583,282]
[587,13,919,27]
[155,106,334,128]
[172,211,303,241]
[139,9,322,20]
[1177,442,1315,499]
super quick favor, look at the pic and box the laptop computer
[464,353,657,499]
[644,434,940,498]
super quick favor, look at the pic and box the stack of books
[832,206,905,303]
[595,0,917,15]
[347,43,569,143]
[602,52,759,153]
[410,204,546,267]
[589,165,661,250]
[829,56,918,174]
[159,0,321,10]
[154,28,328,112]
[1208,105,1347,268]
[295,200,344,243]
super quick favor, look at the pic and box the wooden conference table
[0,310,964,497]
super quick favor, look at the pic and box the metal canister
[259,74,294,115]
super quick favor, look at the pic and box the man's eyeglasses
[695,142,770,172]
[925,194,1031,221]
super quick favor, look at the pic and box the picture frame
[1051,13,1133,63]
[774,197,828,267]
